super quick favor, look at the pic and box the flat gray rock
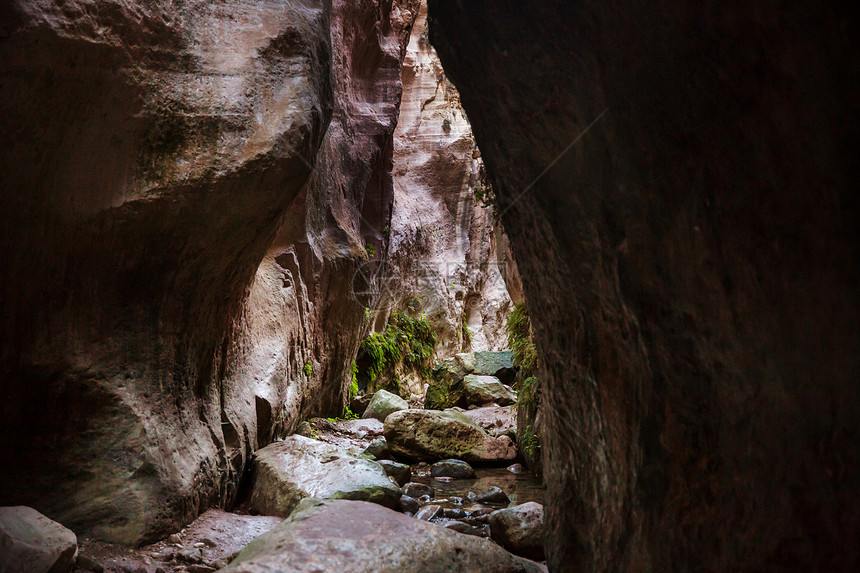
[250,436,401,516]
[463,375,517,406]
[363,389,409,422]
[220,499,545,572]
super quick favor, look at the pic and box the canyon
[1,0,857,572]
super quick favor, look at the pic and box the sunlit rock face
[385,3,517,368]
[429,0,860,571]
[0,0,418,545]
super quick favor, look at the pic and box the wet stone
[402,482,434,499]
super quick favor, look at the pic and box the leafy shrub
[360,311,438,386]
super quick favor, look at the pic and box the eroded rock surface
[222,499,545,572]
[0,0,418,543]
[382,3,517,372]
[363,390,410,422]
[429,0,860,570]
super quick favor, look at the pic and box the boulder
[442,520,486,537]
[250,436,400,516]
[463,375,517,406]
[431,459,476,479]
[378,460,411,486]
[384,409,517,463]
[425,358,469,410]
[363,390,410,422]
[0,506,77,573]
[471,352,516,385]
[464,405,517,437]
[489,502,545,561]
[220,499,544,572]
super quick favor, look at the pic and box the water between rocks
[411,465,545,510]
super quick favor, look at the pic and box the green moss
[506,301,537,376]
[520,424,541,459]
[303,360,313,377]
[360,311,438,388]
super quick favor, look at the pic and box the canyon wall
[0,0,418,545]
[429,1,859,571]
[384,3,515,372]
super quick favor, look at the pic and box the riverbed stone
[378,460,411,486]
[221,499,544,572]
[488,502,545,561]
[0,506,78,573]
[402,482,434,499]
[384,409,517,463]
[363,390,409,422]
[431,459,476,479]
[463,375,517,406]
[415,504,444,521]
[476,487,510,504]
[397,495,420,514]
[250,436,401,516]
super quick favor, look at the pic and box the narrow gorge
[1,1,857,572]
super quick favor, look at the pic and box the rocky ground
[2,352,546,573]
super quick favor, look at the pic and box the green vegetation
[360,311,438,391]
[520,424,541,459]
[349,360,359,399]
[461,313,472,347]
[365,243,377,258]
[507,301,537,375]
[327,406,360,422]
[303,360,313,377]
[506,301,542,470]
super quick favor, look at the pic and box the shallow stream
[410,464,545,510]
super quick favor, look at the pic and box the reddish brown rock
[0,0,418,545]
[429,0,860,571]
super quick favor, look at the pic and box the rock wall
[383,2,515,367]
[429,1,860,571]
[0,0,418,545]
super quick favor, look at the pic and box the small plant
[383,227,390,235]
[327,406,360,423]
[365,243,377,258]
[349,360,359,399]
[461,313,472,347]
[520,425,541,458]
[406,296,423,312]
[303,360,313,377]
[363,307,375,324]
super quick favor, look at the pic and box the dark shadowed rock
[431,459,476,479]
[378,460,411,486]
[489,502,545,561]
[476,487,510,505]
[0,506,78,573]
[220,499,544,572]
[442,520,486,537]
[471,352,516,385]
[402,482,434,499]
[397,495,421,514]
